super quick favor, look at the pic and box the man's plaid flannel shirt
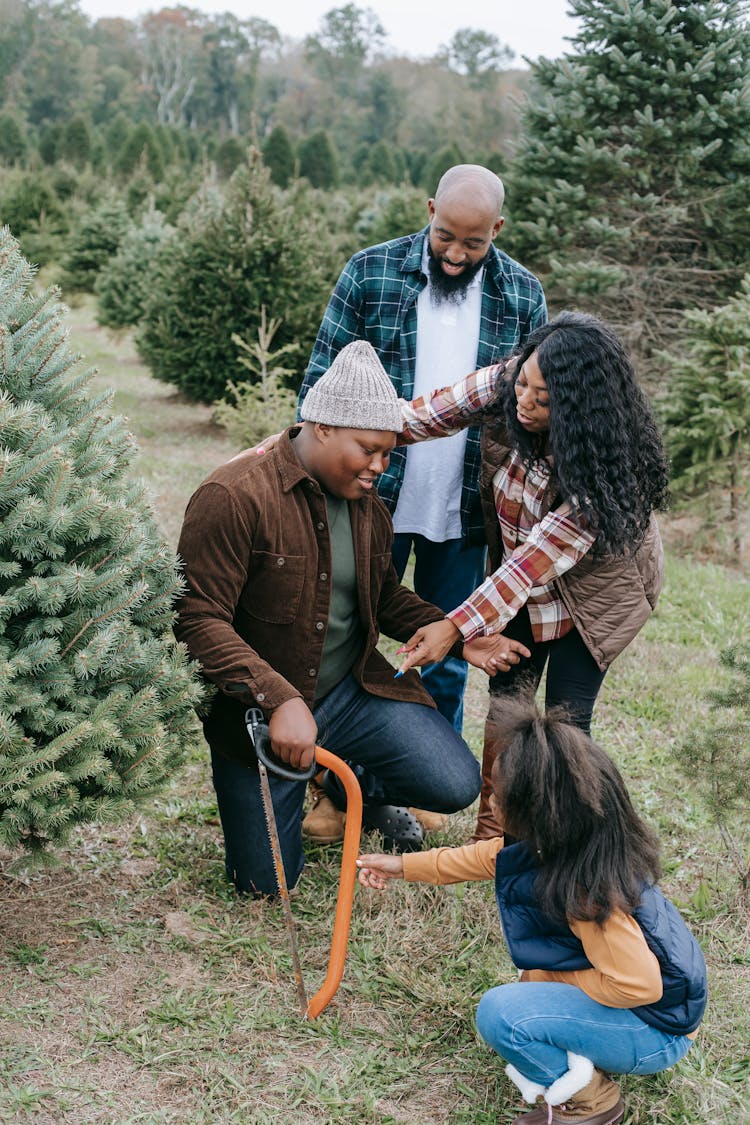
[400,367,597,642]
[299,227,547,546]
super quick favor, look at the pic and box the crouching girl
[357,699,706,1125]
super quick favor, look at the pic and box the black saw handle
[245,708,317,782]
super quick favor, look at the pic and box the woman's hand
[395,619,462,675]
[357,853,404,890]
[234,431,282,457]
[463,633,531,675]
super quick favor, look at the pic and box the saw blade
[257,759,308,1014]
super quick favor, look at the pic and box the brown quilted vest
[479,418,664,672]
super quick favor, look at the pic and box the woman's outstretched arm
[398,364,505,444]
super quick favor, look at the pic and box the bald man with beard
[299,165,546,840]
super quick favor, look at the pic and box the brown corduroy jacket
[175,428,448,760]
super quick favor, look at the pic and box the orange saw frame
[305,747,362,1019]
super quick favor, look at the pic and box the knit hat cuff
[300,340,403,432]
[300,392,402,431]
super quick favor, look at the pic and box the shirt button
[315,621,324,631]
[308,668,316,677]
[317,522,325,531]
[319,572,328,581]
[256,692,265,702]
[276,557,285,567]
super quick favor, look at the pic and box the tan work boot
[408,808,449,833]
[302,780,345,843]
[512,1069,623,1125]
[468,698,506,842]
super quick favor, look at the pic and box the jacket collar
[486,243,510,288]
[274,429,374,525]
[275,426,321,494]
[401,228,428,276]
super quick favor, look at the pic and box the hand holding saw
[245,707,363,1019]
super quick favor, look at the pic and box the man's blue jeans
[391,533,486,733]
[475,982,694,1085]
[210,674,480,896]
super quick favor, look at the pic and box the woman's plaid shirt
[400,367,596,642]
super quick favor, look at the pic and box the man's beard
[427,242,489,305]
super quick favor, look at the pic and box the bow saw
[246,708,362,1019]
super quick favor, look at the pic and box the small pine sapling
[213,305,299,447]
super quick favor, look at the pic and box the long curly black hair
[498,311,669,556]
[492,695,662,925]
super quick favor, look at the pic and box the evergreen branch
[13,321,70,385]
[121,745,159,777]
[59,586,149,659]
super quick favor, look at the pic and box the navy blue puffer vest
[494,843,707,1035]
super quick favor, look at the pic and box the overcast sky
[75,0,581,64]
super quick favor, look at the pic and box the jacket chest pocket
[240,552,307,624]
[371,551,392,577]
[370,548,392,582]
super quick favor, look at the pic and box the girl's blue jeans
[476,982,693,1085]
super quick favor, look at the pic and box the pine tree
[506,0,750,374]
[60,196,132,293]
[659,275,750,557]
[0,113,26,165]
[116,123,165,181]
[39,123,63,166]
[136,151,337,402]
[298,129,339,189]
[95,208,175,329]
[355,185,427,246]
[61,114,92,168]
[0,170,68,267]
[355,139,397,186]
[0,227,204,861]
[423,143,464,191]
[262,125,295,188]
[0,171,64,241]
[104,112,131,159]
[214,136,246,181]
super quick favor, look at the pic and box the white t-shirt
[392,256,482,542]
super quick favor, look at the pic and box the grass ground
[1,298,749,1124]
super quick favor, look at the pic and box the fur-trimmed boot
[468,699,506,842]
[506,1054,624,1125]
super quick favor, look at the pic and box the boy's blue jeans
[210,674,480,896]
[475,982,693,1085]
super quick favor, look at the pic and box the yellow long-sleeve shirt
[402,838,673,1013]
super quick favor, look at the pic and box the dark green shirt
[315,493,364,702]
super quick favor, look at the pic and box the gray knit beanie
[300,340,402,432]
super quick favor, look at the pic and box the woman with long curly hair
[395,311,669,840]
[357,698,706,1125]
